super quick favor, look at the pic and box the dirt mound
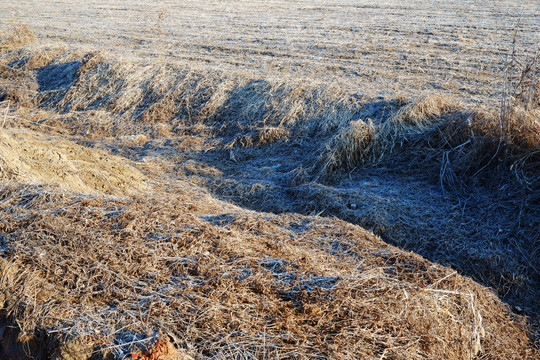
[0,128,148,195]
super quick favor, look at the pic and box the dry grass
[3,43,534,172]
[228,126,291,148]
[373,95,461,159]
[316,119,376,179]
[0,19,36,50]
[0,47,361,142]
[315,91,539,187]
[315,94,464,179]
[0,7,538,360]
[0,183,536,359]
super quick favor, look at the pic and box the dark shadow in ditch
[169,111,540,346]
[36,61,81,106]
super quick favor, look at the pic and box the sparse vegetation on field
[0,19,36,50]
[0,2,538,359]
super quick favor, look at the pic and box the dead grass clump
[256,126,290,145]
[117,134,150,147]
[426,104,539,189]
[59,55,211,128]
[373,95,462,160]
[317,119,375,179]
[0,66,38,108]
[75,110,118,138]
[0,20,36,50]
[174,135,208,152]
[24,48,63,70]
[312,90,538,188]
[140,88,181,124]
[0,46,76,108]
[152,122,173,138]
[217,79,360,139]
[178,159,223,177]
[0,184,536,359]
[229,126,291,148]
[27,110,120,139]
[0,128,148,195]
[312,95,460,179]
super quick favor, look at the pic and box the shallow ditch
[165,139,540,338]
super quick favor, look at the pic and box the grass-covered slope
[0,183,536,359]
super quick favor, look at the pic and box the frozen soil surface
[2,0,539,103]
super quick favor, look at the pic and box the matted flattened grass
[0,183,536,359]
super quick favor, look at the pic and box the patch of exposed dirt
[0,128,149,195]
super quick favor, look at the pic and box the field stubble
[1,0,539,102]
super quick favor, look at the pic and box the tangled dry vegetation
[317,91,540,185]
[0,19,36,50]
[0,18,538,360]
[0,183,536,359]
